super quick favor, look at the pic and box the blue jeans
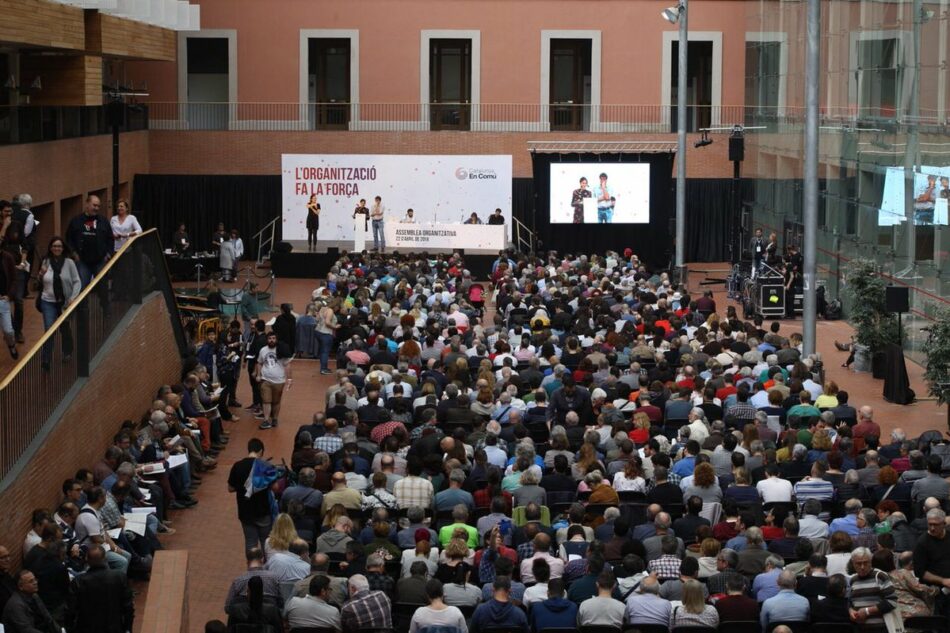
[598,207,613,223]
[0,297,13,339]
[39,299,73,366]
[372,219,385,250]
[316,331,334,372]
[77,259,106,288]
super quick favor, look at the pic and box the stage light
[661,5,682,23]
[694,131,712,148]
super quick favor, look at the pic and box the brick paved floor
[28,260,935,633]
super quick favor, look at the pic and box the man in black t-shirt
[914,507,950,614]
[227,438,273,552]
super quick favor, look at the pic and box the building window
[744,36,785,127]
[308,38,351,129]
[177,30,237,130]
[856,38,900,119]
[661,31,722,132]
[549,39,592,132]
[429,38,471,131]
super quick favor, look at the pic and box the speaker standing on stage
[765,232,779,266]
[750,227,765,277]
[353,199,369,228]
[306,194,320,251]
[370,195,386,252]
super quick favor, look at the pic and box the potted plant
[843,259,903,377]
[924,308,950,416]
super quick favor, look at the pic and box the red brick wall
[148,130,738,179]
[0,293,181,569]
[0,130,150,234]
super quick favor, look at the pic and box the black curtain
[132,175,282,253]
[530,152,675,269]
[683,179,734,262]
[512,178,535,226]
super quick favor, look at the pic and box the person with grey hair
[799,498,830,539]
[752,554,785,601]
[512,468,546,508]
[340,573,392,631]
[829,498,863,536]
[624,575,672,627]
[760,569,809,630]
[707,548,746,596]
[686,407,710,444]
[736,526,771,577]
[913,507,950,605]
[856,450,882,488]
[434,469,474,512]
[281,467,323,514]
[849,546,898,627]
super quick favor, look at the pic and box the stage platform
[283,240,500,255]
[270,243,498,279]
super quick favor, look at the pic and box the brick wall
[0,293,182,569]
[148,130,739,179]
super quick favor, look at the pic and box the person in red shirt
[716,375,738,402]
[715,574,759,620]
[852,406,881,439]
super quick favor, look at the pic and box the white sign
[385,223,506,251]
[281,154,513,241]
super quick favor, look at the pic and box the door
[309,38,351,129]
[186,37,229,130]
[549,39,592,131]
[429,39,471,130]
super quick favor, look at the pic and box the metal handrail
[512,217,536,254]
[253,216,279,265]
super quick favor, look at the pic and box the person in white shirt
[402,208,417,223]
[109,199,142,251]
[409,578,468,633]
[756,464,793,503]
[798,499,830,539]
[686,408,710,444]
[370,195,386,251]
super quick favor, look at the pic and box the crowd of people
[5,240,950,633]
[195,247,950,633]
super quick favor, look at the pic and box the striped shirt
[849,569,898,626]
[793,477,834,502]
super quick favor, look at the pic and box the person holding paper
[254,331,293,430]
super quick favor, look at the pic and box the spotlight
[694,131,713,148]
[661,4,682,23]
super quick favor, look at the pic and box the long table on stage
[383,222,506,251]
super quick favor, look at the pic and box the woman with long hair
[264,513,299,558]
[306,193,320,249]
[109,198,142,251]
[670,579,719,628]
[571,443,605,481]
[37,236,81,370]
[613,457,646,493]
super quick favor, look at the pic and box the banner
[281,154,513,241]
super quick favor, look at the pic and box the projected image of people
[593,172,616,223]
[570,177,592,223]
[915,173,938,224]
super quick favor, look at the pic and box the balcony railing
[0,104,149,145]
[146,102,950,134]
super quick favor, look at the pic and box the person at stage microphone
[488,208,505,225]
[593,172,615,224]
[465,212,482,225]
[571,176,591,224]
[370,195,386,252]
[306,194,321,250]
[353,199,369,233]
[402,208,416,223]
